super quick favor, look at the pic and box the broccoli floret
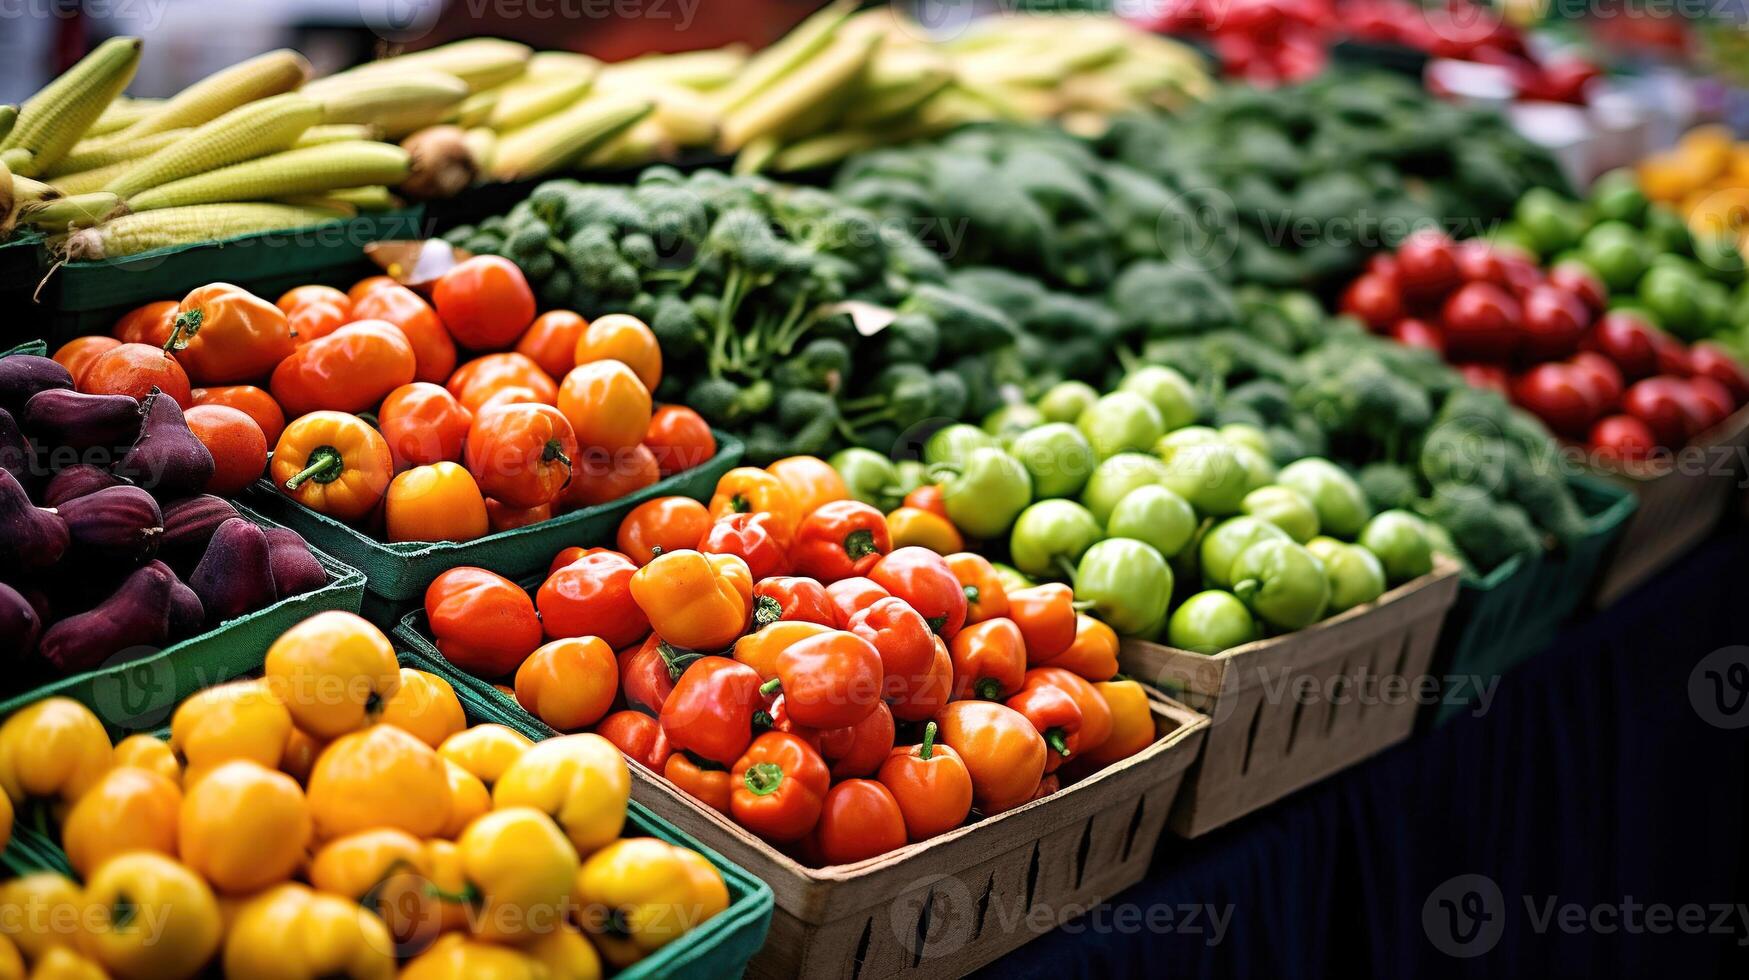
[777,388,837,431]
[1225,379,1295,425]
[1110,262,1240,338]
[1419,416,1509,494]
[1415,484,1542,572]
[772,338,852,393]
[949,267,1044,323]
[900,284,1017,357]
[1504,443,1588,549]
[649,293,707,360]
[880,312,940,366]
[687,377,774,427]
[1356,462,1420,511]
[931,370,969,420]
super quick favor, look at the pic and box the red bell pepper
[659,655,764,766]
[751,576,837,630]
[665,752,733,813]
[825,577,890,627]
[817,701,895,780]
[846,596,937,722]
[547,545,609,577]
[618,634,680,715]
[730,732,830,842]
[755,693,820,751]
[1006,583,1077,664]
[876,721,973,840]
[536,549,649,649]
[697,512,791,581]
[945,552,1010,626]
[869,547,968,639]
[948,618,1027,701]
[810,778,908,866]
[1024,667,1114,757]
[1029,773,1060,802]
[902,483,947,518]
[595,709,672,771]
[791,500,891,582]
[934,700,1046,816]
[764,629,884,730]
[1005,675,1083,773]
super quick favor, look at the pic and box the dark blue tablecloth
[981,529,1749,980]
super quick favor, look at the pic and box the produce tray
[0,504,366,732]
[0,647,775,980]
[245,430,742,623]
[1121,556,1461,838]
[1588,402,1749,608]
[31,208,426,344]
[0,235,47,342]
[392,616,1209,980]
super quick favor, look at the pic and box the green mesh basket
[245,432,743,622]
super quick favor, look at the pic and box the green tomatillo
[1074,538,1173,637]
[830,448,901,511]
[933,446,1031,540]
[1157,437,1250,516]
[1199,516,1290,590]
[1241,485,1319,543]
[1081,452,1172,525]
[1358,510,1435,585]
[923,423,998,467]
[1009,499,1104,580]
[1036,380,1099,424]
[1008,422,1097,499]
[1276,458,1371,539]
[1077,391,1165,459]
[1118,365,1198,431]
[1228,539,1331,631]
[1167,590,1258,655]
[1106,484,1197,559]
[984,403,1046,443]
[1306,536,1387,614]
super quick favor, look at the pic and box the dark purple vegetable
[165,566,204,640]
[0,408,30,484]
[159,494,239,574]
[37,561,174,673]
[112,389,213,496]
[22,388,140,457]
[0,582,42,656]
[42,464,124,507]
[57,485,164,566]
[190,517,276,624]
[0,468,68,570]
[0,355,73,416]
[263,527,326,598]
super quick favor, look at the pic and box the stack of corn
[2,38,422,259]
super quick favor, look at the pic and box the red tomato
[1392,231,1462,302]
[1340,273,1404,332]
[1651,330,1692,377]
[1498,251,1544,297]
[1688,342,1749,405]
[1441,282,1521,362]
[1390,317,1445,354]
[1621,376,1692,447]
[1582,311,1660,380]
[1512,364,1599,437]
[1457,363,1510,395]
[1569,351,1624,407]
[1454,241,1511,289]
[1518,285,1588,362]
[1589,414,1657,466]
[432,256,536,351]
[1546,261,1606,311]
[1686,377,1736,433]
[1365,252,1398,279]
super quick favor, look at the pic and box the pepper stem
[284,446,344,490]
[163,307,201,353]
[843,528,878,560]
[759,677,782,698]
[423,882,481,905]
[1046,729,1071,758]
[731,492,752,513]
[920,721,937,760]
[743,761,785,796]
[975,677,1003,701]
[752,594,784,630]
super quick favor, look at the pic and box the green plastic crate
[1424,474,1637,726]
[246,431,743,623]
[0,646,773,980]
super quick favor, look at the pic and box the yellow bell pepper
[628,550,752,651]
[308,828,425,901]
[221,883,395,980]
[0,790,10,856]
[0,934,19,980]
[436,724,532,788]
[491,733,629,857]
[416,839,473,942]
[451,806,579,944]
[167,679,291,785]
[22,946,105,980]
[263,611,402,740]
[525,922,604,980]
[0,698,112,806]
[379,668,467,749]
[60,766,181,878]
[307,724,452,840]
[111,735,181,786]
[1079,679,1158,767]
[0,873,83,962]
[280,727,324,784]
[179,759,312,895]
[573,838,726,969]
[398,934,545,980]
[79,852,221,980]
[674,846,731,925]
[439,761,490,839]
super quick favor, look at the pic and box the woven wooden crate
[633,691,1208,980]
[1590,403,1749,607]
[1122,557,1461,838]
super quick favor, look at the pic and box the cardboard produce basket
[1588,403,1749,607]
[1122,556,1461,838]
[389,619,1209,980]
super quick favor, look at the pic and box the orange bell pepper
[1077,679,1157,768]
[948,617,1026,701]
[167,282,295,384]
[817,700,894,780]
[698,512,791,581]
[572,313,662,392]
[596,710,672,771]
[1023,667,1113,757]
[658,656,763,766]
[536,549,648,648]
[902,483,948,519]
[730,732,829,843]
[791,500,890,582]
[1005,674,1083,773]
[767,629,884,730]
[933,700,1046,816]
[1007,583,1078,665]
[112,299,178,346]
[380,667,466,748]
[1035,613,1119,681]
[945,552,1011,625]
[464,402,578,509]
[179,759,312,894]
[515,637,619,731]
[60,766,180,878]
[270,320,416,416]
[557,360,651,454]
[644,405,717,476]
[750,577,836,630]
[385,462,490,543]
[352,282,458,384]
[845,596,938,722]
[380,382,472,470]
[514,310,587,379]
[765,455,848,522]
[261,612,400,740]
[271,411,393,522]
[616,496,712,566]
[191,384,285,446]
[307,724,452,840]
[276,284,351,318]
[824,577,889,627]
[486,499,552,533]
[425,567,543,678]
[562,444,660,510]
[447,352,557,413]
[664,752,732,813]
[630,550,752,652]
[884,506,962,555]
[707,467,800,543]
[732,620,831,681]
[432,255,536,352]
[286,295,349,347]
[877,721,973,840]
[810,778,907,866]
[52,335,118,386]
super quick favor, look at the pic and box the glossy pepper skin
[271,410,393,522]
[948,618,1027,701]
[437,723,532,789]
[733,620,830,682]
[934,700,1047,816]
[697,513,791,581]
[791,500,891,582]
[665,752,733,813]
[263,611,401,740]
[82,852,224,980]
[825,576,890,627]
[575,837,729,969]
[1006,677,1084,773]
[619,635,678,715]
[168,678,291,782]
[536,550,648,649]
[493,733,630,856]
[169,282,295,384]
[0,697,112,806]
[630,550,753,652]
[425,568,543,678]
[730,732,830,843]
[452,806,581,943]
[307,724,451,840]
[884,506,964,555]
[751,576,836,630]
[221,882,395,980]
[514,637,619,732]
[616,496,712,566]
[659,656,764,766]
[464,402,579,509]
[1006,583,1079,665]
[878,721,973,840]
[946,552,1011,625]
[1024,667,1114,757]
[708,467,800,543]
[817,701,895,780]
[771,629,884,730]
[271,320,416,416]
[846,596,939,722]
[399,934,543,980]
[765,455,849,522]
[380,381,472,469]
[870,547,969,639]
[596,710,673,771]
[60,766,180,879]
[1035,613,1120,681]
[811,779,908,866]
[1076,679,1158,769]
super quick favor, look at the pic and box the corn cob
[104,94,322,199]
[644,86,720,148]
[840,52,952,128]
[525,52,602,80]
[293,124,378,148]
[596,48,744,91]
[65,203,348,260]
[462,127,497,173]
[125,141,409,211]
[272,195,359,217]
[122,49,312,139]
[320,185,399,211]
[488,75,593,132]
[1,37,143,177]
[718,30,879,151]
[769,130,887,174]
[50,159,135,196]
[731,135,781,176]
[450,88,500,128]
[84,97,156,137]
[305,71,470,138]
[715,0,855,113]
[0,106,15,146]
[490,95,650,180]
[578,119,665,170]
[46,128,189,178]
[12,174,60,207]
[333,39,531,93]
[19,192,123,232]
